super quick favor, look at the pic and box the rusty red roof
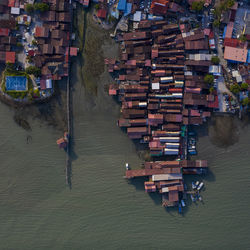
[5,51,15,63]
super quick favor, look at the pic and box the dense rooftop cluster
[107,19,219,208]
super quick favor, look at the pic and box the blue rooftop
[5,76,28,91]
[124,3,132,16]
[117,0,127,11]
[247,50,250,64]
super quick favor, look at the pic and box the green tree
[191,1,204,12]
[213,19,220,28]
[25,66,41,77]
[204,74,214,85]
[34,3,49,12]
[211,56,220,65]
[230,83,241,94]
[227,0,235,8]
[242,97,249,106]
[32,39,38,46]
[94,3,100,10]
[241,82,248,90]
[239,34,247,42]
[25,3,34,13]
[209,86,215,94]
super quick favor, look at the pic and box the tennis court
[5,76,28,91]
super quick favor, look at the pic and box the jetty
[107,19,218,208]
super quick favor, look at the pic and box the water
[0,10,250,250]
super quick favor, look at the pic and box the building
[224,46,248,63]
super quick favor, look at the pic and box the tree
[227,0,235,8]
[32,39,38,46]
[239,34,247,42]
[242,97,249,106]
[204,74,214,85]
[34,3,49,12]
[213,19,220,28]
[211,56,220,65]
[209,86,215,94]
[230,83,241,94]
[94,3,100,10]
[191,1,204,12]
[25,66,41,77]
[241,82,249,90]
[25,4,34,13]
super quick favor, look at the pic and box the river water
[0,9,250,250]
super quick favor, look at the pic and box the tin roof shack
[127,127,148,139]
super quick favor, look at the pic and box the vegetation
[242,97,249,106]
[94,3,100,10]
[239,34,247,42]
[25,4,34,13]
[16,42,23,48]
[241,82,249,91]
[32,39,38,46]
[204,74,214,85]
[213,0,235,28]
[34,3,49,12]
[25,66,41,77]
[209,86,215,94]
[191,1,204,12]
[230,83,241,94]
[211,56,220,65]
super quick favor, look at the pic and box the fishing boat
[178,203,182,213]
[198,194,203,201]
[125,163,130,170]
[197,182,204,191]
[181,200,186,207]
[192,181,197,189]
[190,194,196,202]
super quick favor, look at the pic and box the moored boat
[197,182,204,191]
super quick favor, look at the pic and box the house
[58,12,71,22]
[150,0,169,15]
[224,46,248,63]
[43,44,53,54]
[35,27,49,38]
[0,28,9,36]
[97,9,107,19]
[5,51,15,63]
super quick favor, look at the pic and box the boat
[195,181,199,187]
[181,200,186,207]
[198,194,203,201]
[192,181,197,189]
[178,203,182,213]
[197,182,204,191]
[125,163,130,170]
[190,194,196,202]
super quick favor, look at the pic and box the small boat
[197,182,204,191]
[198,194,203,201]
[192,181,197,189]
[181,200,186,207]
[195,181,199,187]
[190,194,196,202]
[125,163,130,170]
[178,203,182,213]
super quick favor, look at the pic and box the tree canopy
[241,82,249,90]
[25,66,41,77]
[211,56,220,65]
[242,97,249,106]
[25,4,34,13]
[230,83,241,94]
[34,3,49,12]
[204,74,214,85]
[191,1,204,12]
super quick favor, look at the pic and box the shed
[133,11,142,22]
[11,7,20,14]
[117,0,126,11]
